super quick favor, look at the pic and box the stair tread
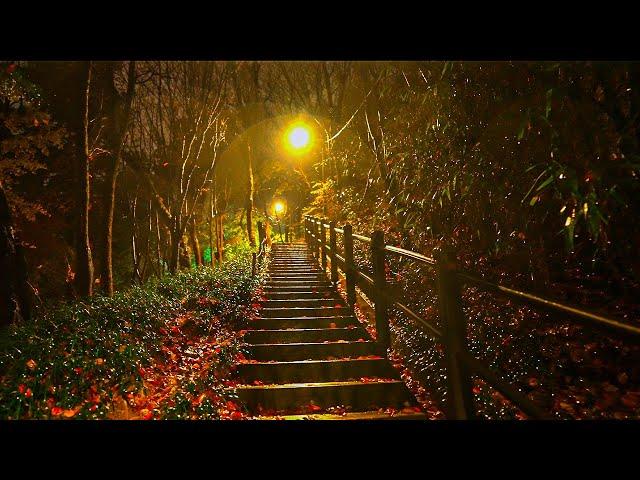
[255,411,427,420]
[248,340,375,347]
[261,305,348,312]
[251,319,359,330]
[237,243,425,419]
[239,358,386,366]
[252,316,355,321]
[246,327,361,333]
[237,379,405,389]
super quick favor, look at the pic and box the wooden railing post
[434,246,475,420]
[371,230,390,350]
[320,219,327,273]
[343,223,356,309]
[313,218,321,260]
[285,225,289,243]
[304,216,309,244]
[329,220,338,286]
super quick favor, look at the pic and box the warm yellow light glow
[284,122,313,153]
[273,201,286,216]
[289,127,310,148]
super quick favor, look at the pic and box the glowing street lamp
[273,200,286,217]
[284,122,313,154]
[272,200,287,242]
[289,126,310,148]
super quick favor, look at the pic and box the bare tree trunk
[209,191,215,266]
[246,143,256,247]
[217,214,225,261]
[265,221,272,246]
[155,211,163,275]
[145,200,158,279]
[190,217,202,266]
[231,64,260,249]
[263,203,272,247]
[165,221,173,272]
[179,239,191,269]
[103,61,136,295]
[0,181,32,325]
[131,195,142,284]
[76,61,94,297]
[104,158,118,293]
[168,221,182,274]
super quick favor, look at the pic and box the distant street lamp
[273,200,286,216]
[272,200,286,242]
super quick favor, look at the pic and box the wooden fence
[304,215,640,420]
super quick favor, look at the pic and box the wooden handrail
[303,214,638,420]
[352,233,371,244]
[459,350,552,420]
[457,271,640,340]
[385,245,436,265]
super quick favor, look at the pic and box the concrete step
[270,259,315,262]
[268,272,320,276]
[269,264,317,269]
[237,243,425,420]
[269,266,322,270]
[263,284,335,293]
[246,341,381,361]
[267,274,327,280]
[256,411,427,420]
[244,327,368,344]
[249,316,358,329]
[237,358,399,383]
[262,291,338,300]
[260,306,351,318]
[262,299,344,308]
[236,380,416,412]
[265,280,333,288]
[268,269,318,273]
[269,268,323,272]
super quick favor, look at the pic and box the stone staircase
[236,243,426,420]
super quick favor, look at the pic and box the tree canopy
[2,60,640,322]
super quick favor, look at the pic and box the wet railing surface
[304,215,640,419]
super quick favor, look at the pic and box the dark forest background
[2,61,640,325]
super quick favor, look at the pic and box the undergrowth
[0,243,262,420]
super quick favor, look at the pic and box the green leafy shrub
[0,248,260,419]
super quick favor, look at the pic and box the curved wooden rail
[303,214,639,420]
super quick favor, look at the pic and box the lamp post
[284,120,311,236]
[283,118,332,227]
